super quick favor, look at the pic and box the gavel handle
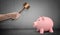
[19,7,25,14]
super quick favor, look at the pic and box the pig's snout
[33,22,37,27]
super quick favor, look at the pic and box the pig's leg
[49,28,53,33]
[40,28,44,34]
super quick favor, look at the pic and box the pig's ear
[41,16,45,20]
[36,18,40,21]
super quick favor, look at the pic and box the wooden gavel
[19,2,30,13]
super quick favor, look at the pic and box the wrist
[5,14,11,19]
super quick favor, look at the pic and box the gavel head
[23,2,30,9]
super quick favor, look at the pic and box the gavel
[0,2,30,21]
[19,2,30,13]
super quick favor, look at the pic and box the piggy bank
[33,16,54,34]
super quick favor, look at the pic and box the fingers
[15,12,21,19]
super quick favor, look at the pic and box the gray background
[0,0,60,29]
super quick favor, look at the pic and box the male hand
[8,12,20,20]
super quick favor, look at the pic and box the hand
[8,12,20,20]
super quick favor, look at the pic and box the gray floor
[0,29,60,35]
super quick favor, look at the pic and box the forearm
[0,14,11,21]
[0,12,20,21]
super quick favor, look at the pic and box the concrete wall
[0,0,60,29]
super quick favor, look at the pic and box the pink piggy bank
[33,16,54,34]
